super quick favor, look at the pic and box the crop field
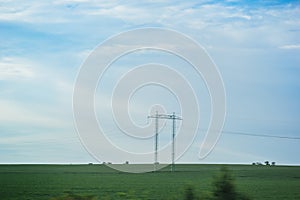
[0,164,299,200]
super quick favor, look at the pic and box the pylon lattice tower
[148,111,182,172]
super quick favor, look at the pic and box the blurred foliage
[211,166,250,200]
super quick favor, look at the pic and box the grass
[0,164,299,199]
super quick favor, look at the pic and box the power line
[98,125,300,141]
[222,130,300,140]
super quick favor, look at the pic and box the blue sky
[0,0,299,165]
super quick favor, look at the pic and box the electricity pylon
[148,112,182,172]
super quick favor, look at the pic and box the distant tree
[252,162,256,165]
[265,161,270,166]
[125,161,129,164]
[271,162,276,166]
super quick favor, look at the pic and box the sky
[0,0,299,165]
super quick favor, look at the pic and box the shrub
[211,166,250,200]
[184,184,197,200]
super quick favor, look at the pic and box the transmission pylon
[148,111,182,172]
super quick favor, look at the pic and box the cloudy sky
[0,0,299,165]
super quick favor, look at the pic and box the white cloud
[0,57,35,80]
[279,44,300,49]
[0,133,74,145]
[0,56,73,91]
[0,99,69,127]
[0,56,74,128]
[0,1,39,22]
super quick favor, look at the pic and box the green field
[0,164,299,199]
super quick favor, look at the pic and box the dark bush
[184,184,197,200]
[211,166,250,200]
